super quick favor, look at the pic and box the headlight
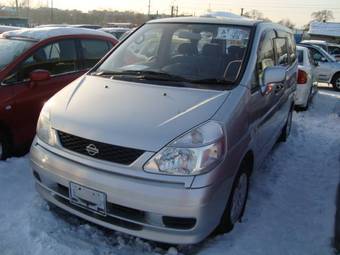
[36,103,57,146]
[144,121,225,176]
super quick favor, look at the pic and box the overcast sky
[40,0,340,27]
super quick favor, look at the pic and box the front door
[2,39,84,146]
[309,47,332,83]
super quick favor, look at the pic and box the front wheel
[332,74,340,92]
[215,168,249,234]
[0,132,10,160]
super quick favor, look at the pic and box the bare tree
[243,9,271,22]
[311,10,334,22]
[278,19,295,29]
[243,9,263,20]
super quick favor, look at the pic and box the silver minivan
[30,17,297,244]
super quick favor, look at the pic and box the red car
[0,27,117,159]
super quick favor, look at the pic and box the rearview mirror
[30,70,51,83]
[261,66,286,95]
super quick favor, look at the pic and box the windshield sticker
[216,27,249,40]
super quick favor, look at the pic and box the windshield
[0,39,34,70]
[96,23,252,89]
[318,47,336,62]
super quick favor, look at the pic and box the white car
[99,27,131,40]
[301,40,340,61]
[295,46,318,110]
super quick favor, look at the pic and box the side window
[255,30,276,89]
[297,50,304,65]
[274,38,289,66]
[308,50,315,66]
[4,39,78,84]
[310,48,327,62]
[80,40,111,69]
[287,34,296,63]
[329,46,340,55]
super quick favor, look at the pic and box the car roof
[1,27,114,41]
[100,27,130,32]
[147,16,260,27]
[328,42,340,47]
[301,40,327,45]
[297,45,308,51]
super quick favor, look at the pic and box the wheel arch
[331,71,340,84]
[240,150,254,176]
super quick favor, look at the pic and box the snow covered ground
[0,88,339,255]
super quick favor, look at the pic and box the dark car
[0,27,117,159]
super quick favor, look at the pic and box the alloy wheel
[336,78,340,90]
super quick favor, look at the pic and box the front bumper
[30,139,233,244]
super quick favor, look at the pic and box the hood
[50,76,229,152]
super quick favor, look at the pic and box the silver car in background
[301,40,340,61]
[30,17,297,244]
[294,46,318,110]
[300,43,340,91]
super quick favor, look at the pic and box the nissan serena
[30,17,297,244]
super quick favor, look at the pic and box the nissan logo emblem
[85,144,99,156]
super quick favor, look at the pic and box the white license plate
[69,182,107,215]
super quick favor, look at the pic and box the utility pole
[50,0,54,23]
[241,8,244,16]
[148,0,151,17]
[171,5,174,17]
[15,0,19,16]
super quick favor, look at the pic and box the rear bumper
[294,84,310,106]
[30,140,232,244]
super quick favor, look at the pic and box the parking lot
[0,87,339,255]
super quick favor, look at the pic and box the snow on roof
[201,11,251,20]
[308,21,340,38]
[0,25,22,33]
[1,27,115,41]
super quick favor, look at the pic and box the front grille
[58,131,144,165]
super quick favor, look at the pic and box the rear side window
[3,39,78,84]
[80,39,111,69]
[255,30,276,88]
[329,46,340,55]
[297,50,304,65]
[274,38,289,66]
[287,34,296,63]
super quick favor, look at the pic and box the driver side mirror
[261,66,286,95]
[29,70,51,87]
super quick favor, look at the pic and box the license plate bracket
[69,182,107,216]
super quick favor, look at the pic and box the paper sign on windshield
[216,27,249,40]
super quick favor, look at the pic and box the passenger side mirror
[261,66,286,95]
[29,70,51,87]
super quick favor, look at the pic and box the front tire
[0,132,10,160]
[215,167,250,234]
[332,74,340,92]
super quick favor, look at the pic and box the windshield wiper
[90,70,119,77]
[113,70,189,83]
[190,78,233,85]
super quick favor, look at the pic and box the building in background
[308,21,340,44]
[0,17,28,27]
